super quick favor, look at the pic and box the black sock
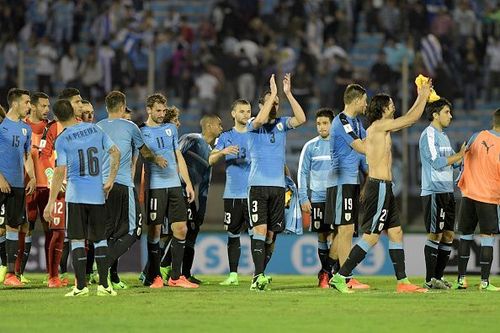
[251,236,266,276]
[86,243,95,275]
[170,237,185,280]
[389,246,407,281]
[264,235,277,271]
[109,234,136,264]
[182,245,195,278]
[6,235,19,274]
[331,258,340,274]
[318,241,329,272]
[110,259,119,283]
[21,236,32,274]
[480,240,494,282]
[94,243,109,288]
[160,238,173,267]
[147,241,160,281]
[72,246,87,290]
[435,241,452,280]
[0,236,7,266]
[60,241,69,274]
[458,237,472,279]
[424,240,439,282]
[228,236,241,273]
[338,245,367,277]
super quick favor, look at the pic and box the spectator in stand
[453,0,477,42]
[79,49,103,100]
[292,62,314,113]
[3,35,18,87]
[486,36,500,102]
[332,58,354,110]
[236,48,256,102]
[430,8,454,45]
[370,51,394,94]
[195,64,220,115]
[51,0,75,43]
[463,50,479,112]
[35,37,57,96]
[377,0,401,38]
[99,41,116,93]
[180,16,194,44]
[60,45,80,88]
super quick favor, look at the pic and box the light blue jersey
[297,136,331,204]
[55,122,114,204]
[140,123,180,189]
[97,118,144,187]
[0,117,31,188]
[214,128,250,199]
[329,112,366,186]
[419,125,456,195]
[247,117,293,188]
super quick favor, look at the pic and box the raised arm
[377,79,432,132]
[283,73,306,128]
[251,74,278,129]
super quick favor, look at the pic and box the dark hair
[164,106,180,123]
[105,91,126,112]
[258,90,271,105]
[82,99,91,105]
[315,108,335,121]
[366,94,392,124]
[344,84,366,105]
[231,99,250,111]
[495,108,500,127]
[53,100,74,121]
[425,98,452,121]
[7,88,30,106]
[58,88,80,100]
[146,93,167,109]
[200,114,220,128]
[0,105,6,120]
[31,92,49,106]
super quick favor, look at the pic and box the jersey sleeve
[54,137,67,167]
[246,118,259,132]
[282,117,294,131]
[131,123,145,150]
[419,129,448,170]
[179,134,194,153]
[465,132,479,150]
[24,126,32,155]
[39,123,57,171]
[336,115,359,146]
[297,142,311,205]
[214,132,227,151]
[172,126,179,150]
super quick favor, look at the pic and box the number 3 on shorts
[251,200,258,213]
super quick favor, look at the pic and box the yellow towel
[415,74,440,102]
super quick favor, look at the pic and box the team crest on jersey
[252,214,258,223]
[378,223,384,231]
[345,213,351,221]
[22,128,27,136]
[277,123,284,131]
[165,129,172,136]
[439,221,444,230]
[150,213,157,221]
[53,217,60,226]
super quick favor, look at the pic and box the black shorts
[325,184,360,226]
[224,198,249,234]
[309,202,334,233]
[423,193,456,234]
[248,186,285,232]
[360,178,400,235]
[0,188,26,228]
[66,203,106,241]
[457,197,500,235]
[147,187,187,226]
[105,184,142,240]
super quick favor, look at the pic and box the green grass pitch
[2,274,500,332]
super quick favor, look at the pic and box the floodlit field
[2,274,499,332]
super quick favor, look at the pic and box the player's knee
[363,233,379,247]
[441,230,454,243]
[338,224,354,237]
[171,222,188,239]
[427,232,442,242]
[253,224,267,236]
[318,232,329,242]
